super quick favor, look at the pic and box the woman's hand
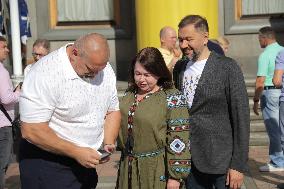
[167,178,180,189]
[104,144,116,153]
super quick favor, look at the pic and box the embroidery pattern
[169,125,190,132]
[167,118,189,126]
[133,148,164,158]
[169,159,191,166]
[170,136,186,154]
[183,75,201,108]
[167,93,187,108]
[172,167,191,173]
[159,175,166,182]
[187,140,191,151]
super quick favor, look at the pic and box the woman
[116,47,191,189]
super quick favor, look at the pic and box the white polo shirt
[20,44,119,150]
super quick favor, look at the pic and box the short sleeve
[106,64,119,112]
[108,84,119,111]
[275,50,284,70]
[166,90,191,180]
[20,65,58,123]
[257,53,269,76]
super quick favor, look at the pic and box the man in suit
[173,15,250,189]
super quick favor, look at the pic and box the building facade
[9,0,284,81]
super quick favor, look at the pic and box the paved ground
[4,146,284,189]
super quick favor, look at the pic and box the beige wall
[218,0,284,79]
[26,0,137,81]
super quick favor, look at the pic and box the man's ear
[72,48,78,56]
[203,32,209,45]
[203,32,209,39]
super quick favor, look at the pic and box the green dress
[116,88,191,189]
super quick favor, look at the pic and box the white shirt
[183,59,207,108]
[23,63,33,77]
[20,44,119,149]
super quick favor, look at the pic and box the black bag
[0,104,21,141]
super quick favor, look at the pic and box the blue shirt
[275,49,284,102]
[257,42,283,86]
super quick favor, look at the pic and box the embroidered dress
[116,88,191,189]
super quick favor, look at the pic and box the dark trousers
[19,139,98,189]
[186,163,229,189]
[0,126,12,189]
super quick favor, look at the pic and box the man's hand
[167,178,180,189]
[73,147,101,168]
[226,169,244,189]
[253,101,259,115]
[173,48,181,58]
[254,76,265,115]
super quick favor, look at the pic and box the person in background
[216,36,230,54]
[207,40,224,55]
[24,39,50,76]
[19,33,121,189]
[158,26,182,72]
[0,36,21,189]
[271,49,284,171]
[116,47,190,189]
[253,26,284,172]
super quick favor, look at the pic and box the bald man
[158,26,182,72]
[19,33,121,189]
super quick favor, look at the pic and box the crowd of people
[0,13,283,189]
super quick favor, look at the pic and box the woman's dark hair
[127,47,173,92]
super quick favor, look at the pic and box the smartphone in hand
[97,149,111,160]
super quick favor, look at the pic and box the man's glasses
[32,52,45,57]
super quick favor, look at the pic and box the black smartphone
[13,82,23,92]
[98,149,111,160]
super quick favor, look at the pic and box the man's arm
[227,60,250,189]
[21,122,101,168]
[273,70,284,88]
[0,70,20,105]
[103,110,121,153]
[253,76,265,115]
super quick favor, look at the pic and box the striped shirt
[0,63,20,128]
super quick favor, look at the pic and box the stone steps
[245,78,269,146]
[250,132,269,146]
[250,121,266,132]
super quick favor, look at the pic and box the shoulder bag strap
[0,104,13,123]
